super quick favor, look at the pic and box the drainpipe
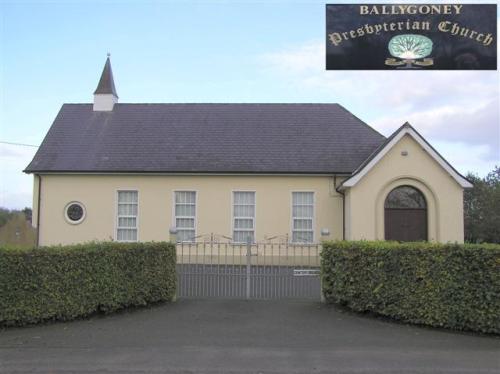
[334,176,345,241]
[35,174,42,248]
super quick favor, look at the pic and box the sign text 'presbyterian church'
[326,4,497,70]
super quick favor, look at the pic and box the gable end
[340,123,473,189]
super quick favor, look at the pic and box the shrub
[321,241,500,334]
[0,242,177,327]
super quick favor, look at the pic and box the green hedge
[0,242,176,326]
[321,241,500,334]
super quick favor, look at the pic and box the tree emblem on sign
[385,34,434,68]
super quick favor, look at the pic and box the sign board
[293,269,321,277]
[326,4,497,70]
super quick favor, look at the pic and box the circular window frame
[64,201,86,225]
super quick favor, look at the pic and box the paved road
[0,300,499,373]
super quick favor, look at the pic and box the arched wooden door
[384,186,427,241]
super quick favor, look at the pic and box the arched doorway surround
[374,177,439,241]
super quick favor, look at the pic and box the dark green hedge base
[0,242,177,327]
[321,241,500,334]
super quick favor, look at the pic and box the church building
[25,57,472,246]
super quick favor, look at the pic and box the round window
[65,202,86,224]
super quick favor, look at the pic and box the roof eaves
[23,169,354,175]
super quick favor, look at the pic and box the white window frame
[231,190,256,244]
[115,189,139,242]
[172,190,197,243]
[291,191,315,244]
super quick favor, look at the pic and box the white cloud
[259,40,500,174]
[372,99,499,158]
[432,141,496,177]
[261,40,498,110]
[263,42,321,74]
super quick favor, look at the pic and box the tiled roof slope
[25,103,386,174]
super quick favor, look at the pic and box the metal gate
[176,236,321,300]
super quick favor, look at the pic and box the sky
[0,0,499,209]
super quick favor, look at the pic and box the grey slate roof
[24,103,386,174]
[93,57,118,97]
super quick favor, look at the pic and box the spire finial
[107,52,111,58]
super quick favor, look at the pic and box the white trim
[341,127,473,189]
[231,190,256,244]
[172,190,197,243]
[290,191,315,244]
[64,201,86,225]
[115,189,139,242]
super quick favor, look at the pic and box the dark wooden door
[385,208,427,241]
[384,186,427,242]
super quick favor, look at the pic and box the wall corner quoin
[32,174,40,229]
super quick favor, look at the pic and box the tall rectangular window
[175,191,196,242]
[117,190,138,242]
[292,192,314,243]
[233,191,255,243]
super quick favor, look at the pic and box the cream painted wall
[345,134,465,243]
[35,175,344,246]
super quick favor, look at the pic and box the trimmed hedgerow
[321,241,500,334]
[0,242,176,327]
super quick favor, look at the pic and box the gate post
[246,236,252,299]
[169,227,178,243]
[169,227,178,302]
